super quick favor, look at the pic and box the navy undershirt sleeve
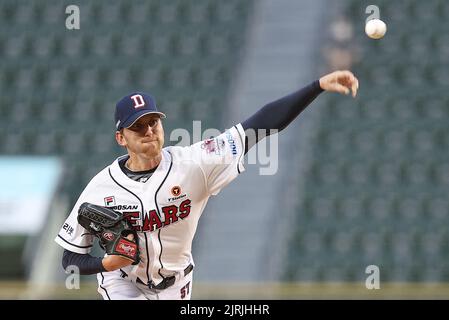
[62,249,106,275]
[241,80,324,153]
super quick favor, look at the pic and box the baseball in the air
[365,19,387,39]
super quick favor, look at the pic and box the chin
[142,145,162,157]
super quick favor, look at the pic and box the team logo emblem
[201,139,217,154]
[201,138,224,155]
[104,196,115,207]
[130,94,145,108]
[102,232,114,241]
[168,187,187,202]
[171,186,181,197]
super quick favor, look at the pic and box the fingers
[351,77,359,97]
[348,72,359,97]
[337,70,359,97]
[126,233,135,241]
[333,83,351,95]
[319,70,359,97]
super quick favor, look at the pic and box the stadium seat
[0,0,255,225]
[285,0,449,282]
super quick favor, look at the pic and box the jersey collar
[110,149,172,189]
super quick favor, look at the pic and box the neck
[126,152,162,171]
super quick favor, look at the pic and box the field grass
[1,281,449,300]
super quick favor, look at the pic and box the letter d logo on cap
[130,94,145,108]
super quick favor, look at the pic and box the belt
[136,264,194,290]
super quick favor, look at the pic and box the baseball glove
[77,202,140,265]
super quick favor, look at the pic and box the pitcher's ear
[115,130,126,147]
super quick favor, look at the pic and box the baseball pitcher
[55,70,359,300]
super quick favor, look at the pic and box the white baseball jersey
[55,124,246,295]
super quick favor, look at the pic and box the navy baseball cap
[115,92,166,131]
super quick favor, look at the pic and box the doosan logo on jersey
[110,204,139,210]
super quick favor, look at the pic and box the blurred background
[1,0,449,299]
